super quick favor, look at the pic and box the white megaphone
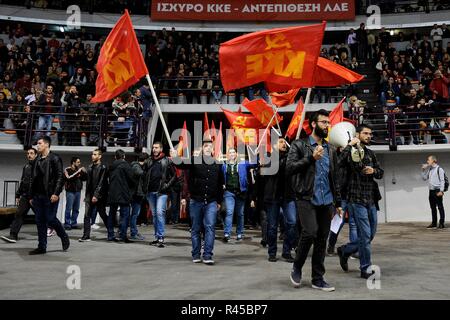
[329,121,364,162]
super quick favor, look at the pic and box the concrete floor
[0,222,449,300]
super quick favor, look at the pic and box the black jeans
[429,190,445,225]
[293,200,333,281]
[33,195,67,250]
[10,196,34,237]
[83,201,108,238]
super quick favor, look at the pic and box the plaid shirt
[339,145,383,205]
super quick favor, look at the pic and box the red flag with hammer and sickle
[91,10,148,103]
[219,22,326,93]
[242,98,283,128]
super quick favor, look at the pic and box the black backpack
[438,166,449,192]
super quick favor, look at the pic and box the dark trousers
[429,190,445,225]
[83,201,108,238]
[293,200,333,281]
[33,195,67,250]
[10,196,34,237]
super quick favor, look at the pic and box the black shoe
[312,279,335,292]
[282,253,294,263]
[150,240,159,245]
[360,270,375,279]
[327,245,335,256]
[108,237,120,242]
[337,247,349,272]
[123,238,134,243]
[438,223,446,229]
[64,225,72,230]
[222,236,230,243]
[1,234,18,243]
[260,240,267,248]
[62,236,70,251]
[157,239,165,248]
[290,267,302,288]
[29,248,46,255]
[78,237,91,242]
[71,225,79,229]
[268,256,277,262]
[426,224,437,229]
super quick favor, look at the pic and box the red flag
[211,120,216,138]
[91,10,148,103]
[270,88,300,107]
[203,112,211,139]
[177,121,189,157]
[242,98,283,127]
[285,98,311,139]
[329,97,346,127]
[221,107,266,129]
[219,22,326,93]
[314,57,364,87]
[214,122,223,158]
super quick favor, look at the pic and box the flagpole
[145,74,174,150]
[295,88,312,140]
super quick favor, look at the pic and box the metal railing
[0,104,147,150]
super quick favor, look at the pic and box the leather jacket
[16,159,35,198]
[286,138,341,207]
[85,162,109,203]
[142,156,176,194]
[29,152,64,198]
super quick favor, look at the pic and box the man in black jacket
[287,109,342,291]
[79,149,109,242]
[129,153,148,241]
[107,149,134,243]
[63,156,87,230]
[337,124,384,279]
[171,140,223,265]
[143,142,176,248]
[1,148,37,243]
[28,136,69,255]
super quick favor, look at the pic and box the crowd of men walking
[8,109,447,291]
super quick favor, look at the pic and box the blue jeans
[342,203,378,272]
[37,115,54,138]
[64,191,81,227]
[130,198,142,237]
[190,200,217,260]
[33,195,67,250]
[146,192,168,239]
[223,190,246,238]
[108,204,131,240]
[328,200,358,247]
[266,200,297,257]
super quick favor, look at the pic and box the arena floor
[0,222,449,300]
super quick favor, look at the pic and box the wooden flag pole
[145,74,174,150]
[295,88,312,140]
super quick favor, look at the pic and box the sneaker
[282,253,294,263]
[122,238,134,243]
[64,225,72,231]
[47,228,56,237]
[91,224,101,230]
[327,245,335,256]
[78,237,91,242]
[150,239,159,245]
[108,237,120,242]
[130,234,145,240]
[426,224,437,229]
[260,240,267,248]
[157,239,165,248]
[337,247,349,272]
[192,257,202,263]
[290,267,302,288]
[1,235,17,243]
[203,258,215,265]
[236,235,243,241]
[222,236,230,243]
[360,270,375,279]
[312,279,335,292]
[62,236,70,251]
[350,252,359,260]
[29,248,46,255]
[438,223,446,229]
[268,256,277,262]
[71,225,79,229]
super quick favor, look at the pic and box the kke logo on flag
[246,33,306,80]
[232,116,247,128]
[102,43,135,92]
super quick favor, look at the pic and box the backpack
[437,166,449,192]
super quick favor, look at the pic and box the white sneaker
[192,258,202,263]
[203,259,215,265]
[47,228,56,237]
[91,224,101,230]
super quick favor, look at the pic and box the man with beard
[1,148,37,243]
[78,149,109,242]
[287,109,342,291]
[143,142,176,248]
[337,124,384,279]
